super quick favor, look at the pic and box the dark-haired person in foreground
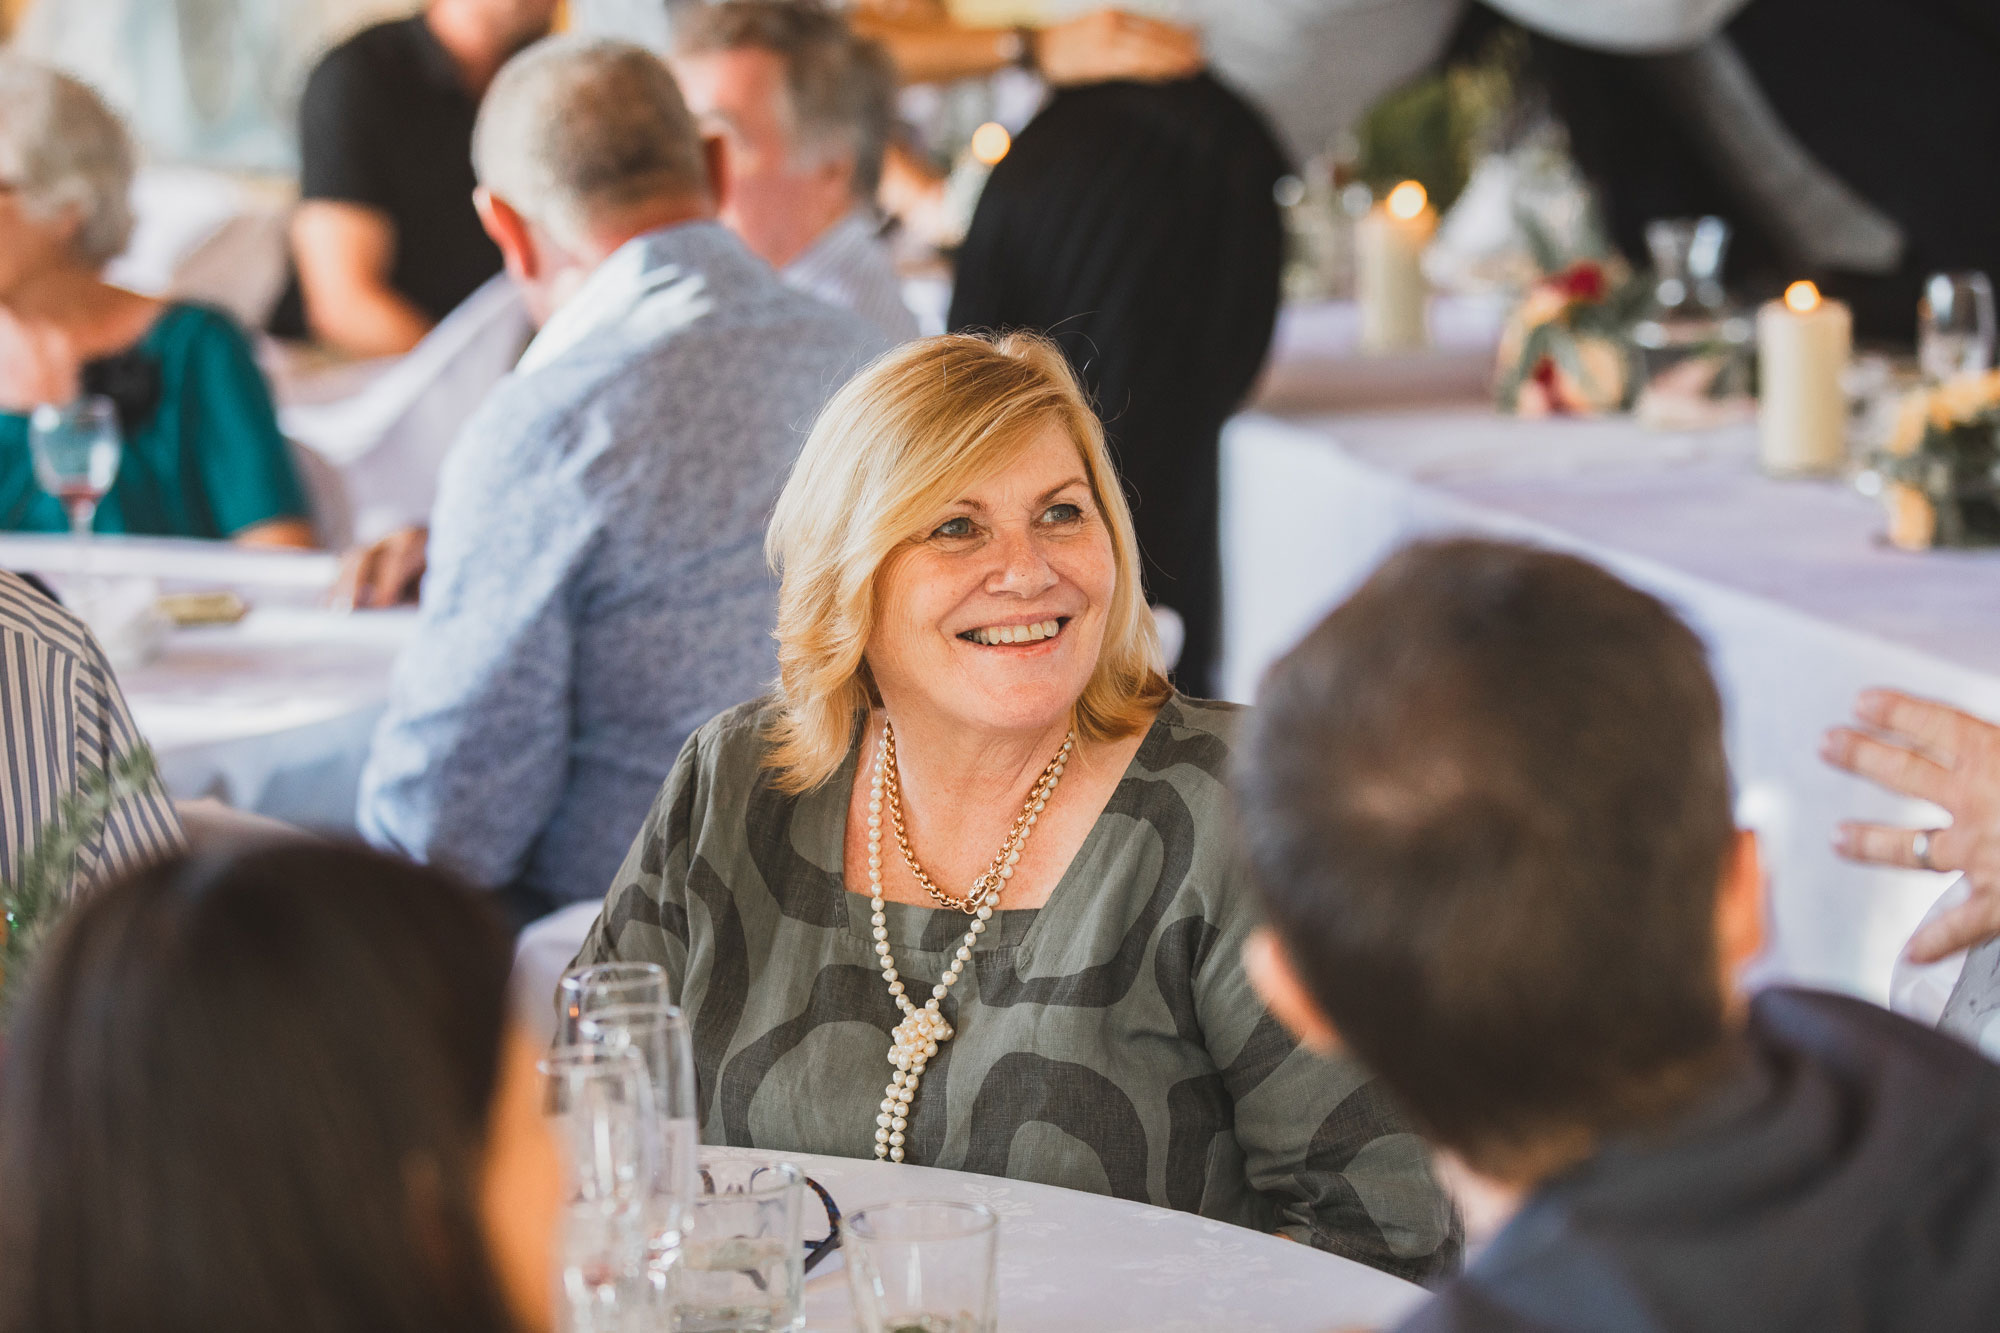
[1234,537,2000,1332]
[0,843,561,1333]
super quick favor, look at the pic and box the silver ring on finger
[1913,827,1943,872]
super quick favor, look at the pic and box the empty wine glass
[1919,270,1996,383]
[27,395,121,539]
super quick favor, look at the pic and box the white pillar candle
[1357,181,1435,354]
[1757,281,1852,476]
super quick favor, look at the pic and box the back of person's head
[472,35,708,247]
[0,54,136,269]
[674,0,898,198]
[0,843,526,1333]
[1236,538,1738,1176]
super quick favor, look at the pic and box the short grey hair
[471,37,709,244]
[0,56,137,269]
[674,1,897,199]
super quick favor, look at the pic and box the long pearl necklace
[866,719,1074,1162]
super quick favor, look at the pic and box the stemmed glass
[27,394,121,540]
[1918,270,1996,384]
[541,1044,656,1333]
[559,962,670,1042]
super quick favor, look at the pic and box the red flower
[1549,262,1607,303]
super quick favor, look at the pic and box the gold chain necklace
[865,719,1074,1161]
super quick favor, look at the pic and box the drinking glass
[559,961,670,1042]
[27,395,121,539]
[845,1201,998,1333]
[541,1044,655,1333]
[577,1003,701,1297]
[672,1156,807,1333]
[1919,270,1996,383]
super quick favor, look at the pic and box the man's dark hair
[1235,538,1737,1173]
[675,0,898,198]
[0,842,522,1333]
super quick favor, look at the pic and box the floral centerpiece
[0,747,158,1020]
[1494,256,1649,416]
[1876,371,2000,551]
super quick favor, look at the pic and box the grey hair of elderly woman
[0,56,137,270]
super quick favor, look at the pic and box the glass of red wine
[28,395,122,541]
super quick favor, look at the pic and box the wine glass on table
[1919,270,1996,384]
[27,394,122,541]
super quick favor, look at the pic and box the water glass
[559,961,670,1042]
[542,1044,655,1333]
[673,1156,807,1332]
[845,1201,998,1333]
[27,395,121,538]
[577,1003,701,1295]
[1919,270,1996,383]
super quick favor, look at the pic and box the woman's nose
[985,527,1057,595]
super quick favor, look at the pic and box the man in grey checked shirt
[356,36,887,922]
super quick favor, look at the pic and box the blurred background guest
[574,332,1458,1281]
[672,1,918,343]
[357,38,884,928]
[0,842,561,1333]
[267,0,557,357]
[949,72,1290,699]
[0,57,314,547]
[0,568,181,893]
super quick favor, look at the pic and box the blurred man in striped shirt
[0,571,180,895]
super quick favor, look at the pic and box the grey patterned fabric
[574,693,1461,1284]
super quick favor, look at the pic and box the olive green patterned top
[573,694,1459,1284]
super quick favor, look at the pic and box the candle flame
[1784,281,1821,314]
[970,122,1011,166]
[1386,181,1428,220]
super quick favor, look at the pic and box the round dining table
[701,1145,1430,1333]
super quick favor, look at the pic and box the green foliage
[0,746,158,1021]
[1354,29,1525,213]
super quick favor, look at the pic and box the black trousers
[949,74,1289,699]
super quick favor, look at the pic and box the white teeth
[966,619,1064,646]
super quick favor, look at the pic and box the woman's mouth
[958,617,1069,647]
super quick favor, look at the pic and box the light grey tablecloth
[701,1145,1428,1333]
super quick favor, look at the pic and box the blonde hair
[764,331,1170,793]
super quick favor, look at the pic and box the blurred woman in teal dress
[0,56,314,547]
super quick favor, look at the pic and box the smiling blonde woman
[572,332,1458,1282]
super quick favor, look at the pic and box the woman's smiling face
[866,421,1119,739]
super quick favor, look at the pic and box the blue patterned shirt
[358,222,887,906]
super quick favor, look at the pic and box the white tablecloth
[0,536,412,830]
[702,1146,1427,1333]
[1220,410,2000,1001]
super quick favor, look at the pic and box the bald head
[472,36,712,249]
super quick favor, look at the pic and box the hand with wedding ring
[1823,688,2000,962]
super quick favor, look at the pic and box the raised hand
[1823,689,2000,961]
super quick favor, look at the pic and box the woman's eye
[1040,502,1084,525]
[931,516,976,539]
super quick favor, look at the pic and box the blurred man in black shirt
[271,0,555,356]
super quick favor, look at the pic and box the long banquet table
[1219,408,2000,1002]
[0,535,413,830]
[704,1145,1428,1333]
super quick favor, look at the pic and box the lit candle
[1356,181,1435,354]
[1757,280,1852,475]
